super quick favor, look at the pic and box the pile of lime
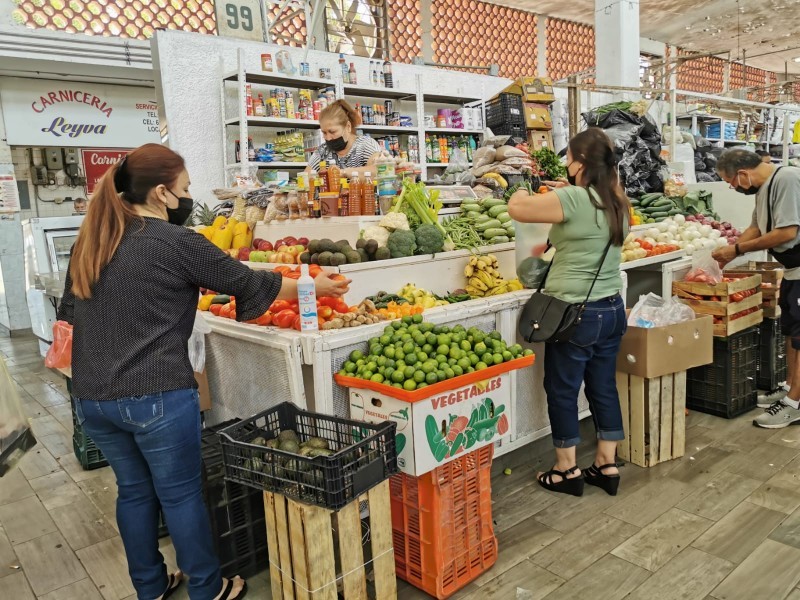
[338,315,533,391]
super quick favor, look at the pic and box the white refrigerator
[22,216,84,349]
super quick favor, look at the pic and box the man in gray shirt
[713,148,800,429]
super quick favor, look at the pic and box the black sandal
[537,465,584,496]
[584,462,622,496]
[160,572,183,600]
[217,578,248,600]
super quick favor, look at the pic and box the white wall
[151,30,511,205]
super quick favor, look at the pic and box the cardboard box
[616,314,713,379]
[527,130,554,151]
[504,77,555,104]
[348,374,512,476]
[195,370,212,411]
[524,104,553,130]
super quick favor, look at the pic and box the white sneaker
[753,401,800,429]
[758,387,788,408]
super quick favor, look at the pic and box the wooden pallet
[263,480,397,600]
[616,371,686,467]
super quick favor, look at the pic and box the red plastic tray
[334,354,535,403]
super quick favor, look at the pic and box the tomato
[274,309,298,328]
[319,297,339,309]
[293,315,302,331]
[309,265,323,278]
[335,300,350,314]
[731,292,744,302]
[209,304,223,316]
[230,310,236,320]
[220,303,233,318]
[274,265,292,276]
[256,311,273,326]
[270,300,291,313]
[318,305,333,320]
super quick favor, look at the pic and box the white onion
[667,225,679,236]
[692,239,705,250]
[709,229,721,239]
[657,233,672,243]
[715,237,728,248]
[673,214,686,225]
[685,245,695,255]
[657,222,669,233]
[699,225,713,236]
[645,227,660,239]
[702,239,717,250]
[644,237,657,246]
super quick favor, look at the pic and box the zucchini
[648,210,671,218]
[211,295,231,305]
[487,204,508,218]
[496,212,512,224]
[486,235,510,244]
[461,203,482,213]
[504,225,516,237]
[481,198,507,209]
[482,228,508,239]
[475,219,503,232]
[651,198,673,208]
[465,211,483,220]
[473,214,492,224]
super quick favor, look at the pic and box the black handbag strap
[765,166,783,234]
[535,237,614,306]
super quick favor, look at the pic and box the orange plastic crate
[390,446,497,599]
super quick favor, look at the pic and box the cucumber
[475,219,503,232]
[481,198,507,209]
[461,203,482,213]
[651,198,673,208]
[487,205,508,218]
[496,212,512,224]
[473,214,492,224]
[667,208,682,215]
[486,236,510,245]
[648,210,671,218]
[211,295,231,305]
[639,195,662,208]
[482,228,508,239]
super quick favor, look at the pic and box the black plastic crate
[489,122,526,143]
[757,318,787,391]
[70,396,108,470]
[219,402,397,510]
[687,327,759,418]
[486,93,525,128]
[202,422,268,578]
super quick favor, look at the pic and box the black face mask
[326,136,348,153]
[167,190,193,226]
[734,172,758,196]
[566,161,578,186]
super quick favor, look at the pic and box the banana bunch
[464,254,523,297]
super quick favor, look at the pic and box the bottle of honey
[328,162,341,193]
[339,178,350,216]
[318,161,329,193]
[349,172,362,216]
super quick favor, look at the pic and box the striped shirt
[308,135,380,172]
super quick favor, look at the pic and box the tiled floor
[2,332,800,600]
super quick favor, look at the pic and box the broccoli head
[414,224,444,255]
[387,229,417,258]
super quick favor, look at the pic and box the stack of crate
[672,273,763,337]
[727,261,783,318]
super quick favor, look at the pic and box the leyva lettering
[41,117,107,139]
[31,90,113,117]
[430,377,502,410]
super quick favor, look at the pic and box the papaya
[199,227,214,241]
[211,226,234,250]
[211,216,227,229]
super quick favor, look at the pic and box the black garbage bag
[695,156,707,172]
[582,107,642,129]
[695,137,713,149]
[617,138,665,196]
[704,154,718,170]
[697,172,720,183]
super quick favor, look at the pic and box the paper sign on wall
[0,171,20,213]
[0,78,160,148]
[80,149,132,195]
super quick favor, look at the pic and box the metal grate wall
[544,17,594,81]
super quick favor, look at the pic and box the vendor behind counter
[307,100,381,177]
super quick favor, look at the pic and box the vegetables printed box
[349,374,511,476]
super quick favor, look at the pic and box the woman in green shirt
[508,128,629,497]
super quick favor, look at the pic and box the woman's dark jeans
[543,294,626,448]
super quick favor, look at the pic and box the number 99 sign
[215,0,265,42]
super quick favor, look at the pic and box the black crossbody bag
[518,239,613,344]
[764,167,800,268]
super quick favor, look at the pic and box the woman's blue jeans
[543,294,627,448]
[74,389,222,600]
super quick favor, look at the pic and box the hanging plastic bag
[685,251,723,284]
[44,320,73,369]
[0,356,37,477]
[188,312,212,372]
[628,293,696,328]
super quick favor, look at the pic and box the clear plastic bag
[517,256,551,289]
[0,356,37,477]
[685,251,723,284]
[45,320,72,369]
[628,293,696,328]
[188,312,212,372]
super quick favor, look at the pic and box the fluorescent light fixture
[793,56,800,62]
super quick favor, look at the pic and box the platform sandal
[584,462,623,496]
[158,572,183,600]
[216,577,248,600]
[536,465,584,497]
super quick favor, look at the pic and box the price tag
[215,0,264,42]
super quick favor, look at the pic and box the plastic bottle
[349,172,362,216]
[313,177,323,218]
[383,61,393,88]
[339,54,349,83]
[349,63,357,85]
[361,173,376,216]
[297,264,319,332]
[339,178,350,216]
[328,163,341,192]
[371,62,378,86]
[318,161,329,193]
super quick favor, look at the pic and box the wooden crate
[263,480,397,600]
[727,263,782,318]
[616,371,686,467]
[672,273,761,298]
[673,274,763,336]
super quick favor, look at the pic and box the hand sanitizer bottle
[297,264,318,331]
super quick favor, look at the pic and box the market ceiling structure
[485,0,800,76]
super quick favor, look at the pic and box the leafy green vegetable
[530,148,566,180]
[387,229,417,258]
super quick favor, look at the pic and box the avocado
[357,248,369,262]
[311,253,320,264]
[345,250,361,264]
[336,240,352,253]
[356,238,367,250]
[307,239,320,254]
[365,239,379,257]
[318,251,333,266]
[278,429,299,443]
[375,246,391,261]
[318,238,338,253]
[299,252,311,264]
[329,252,347,267]
[279,439,300,454]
